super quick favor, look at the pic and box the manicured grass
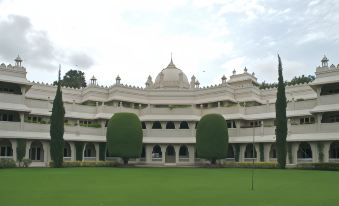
[0,168,338,206]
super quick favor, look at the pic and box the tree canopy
[53,69,87,88]
[106,113,143,164]
[196,113,229,164]
[259,74,315,89]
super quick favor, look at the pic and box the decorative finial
[244,67,248,73]
[170,52,173,65]
[232,69,236,75]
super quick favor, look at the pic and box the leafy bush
[0,158,16,168]
[23,158,32,168]
[297,163,339,171]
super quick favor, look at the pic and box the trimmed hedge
[0,159,16,168]
[49,161,119,168]
[196,114,229,164]
[106,113,143,164]
[99,142,106,161]
[297,163,339,171]
[224,162,278,169]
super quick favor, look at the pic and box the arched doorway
[245,144,257,159]
[84,143,96,161]
[29,141,44,161]
[0,139,13,157]
[226,144,235,159]
[165,145,176,163]
[297,142,312,161]
[329,141,339,161]
[179,145,189,162]
[63,142,72,160]
[269,143,277,160]
[152,145,162,161]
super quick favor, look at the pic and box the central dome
[154,59,190,89]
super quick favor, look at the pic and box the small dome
[154,59,190,89]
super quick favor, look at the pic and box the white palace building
[0,55,339,166]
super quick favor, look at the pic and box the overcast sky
[0,0,338,87]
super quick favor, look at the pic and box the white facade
[0,55,339,166]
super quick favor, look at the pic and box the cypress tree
[50,66,65,167]
[275,55,287,169]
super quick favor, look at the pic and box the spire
[168,52,175,66]
[58,64,61,82]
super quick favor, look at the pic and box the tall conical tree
[50,65,65,167]
[275,55,287,169]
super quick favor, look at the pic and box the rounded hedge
[106,112,143,164]
[196,113,229,164]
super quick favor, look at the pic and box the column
[261,120,264,136]
[188,145,195,164]
[263,143,271,162]
[160,145,166,164]
[310,142,318,163]
[239,144,246,162]
[95,143,99,161]
[174,145,180,164]
[10,139,17,161]
[42,141,50,165]
[69,142,76,161]
[19,113,24,130]
[291,142,299,164]
[323,141,331,163]
[316,113,322,132]
[235,120,241,137]
[145,144,152,163]
[254,144,260,162]
[25,140,32,159]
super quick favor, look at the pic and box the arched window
[84,143,96,157]
[179,145,189,158]
[245,144,257,158]
[166,121,175,129]
[270,143,277,159]
[179,121,189,129]
[329,141,339,159]
[141,122,146,129]
[30,141,44,161]
[297,142,312,159]
[0,139,13,157]
[152,145,162,158]
[152,121,162,129]
[63,142,71,158]
[227,144,235,158]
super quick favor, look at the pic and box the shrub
[49,161,119,168]
[297,163,339,171]
[106,113,143,165]
[196,114,229,164]
[0,158,17,168]
[16,139,26,166]
[224,162,278,169]
[22,158,32,168]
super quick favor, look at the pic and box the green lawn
[0,168,338,206]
